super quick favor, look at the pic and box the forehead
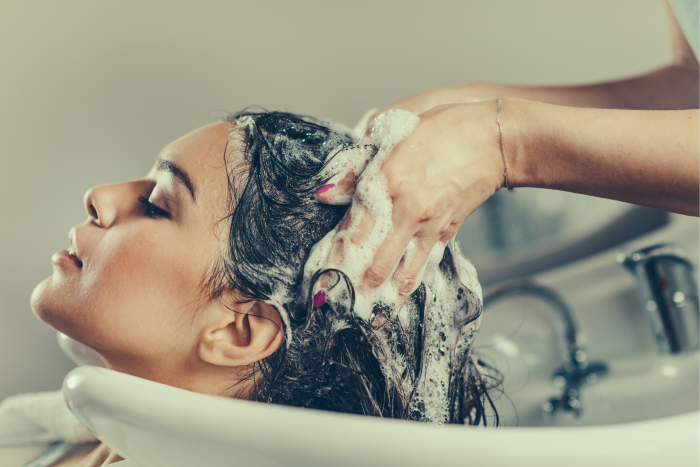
[160,121,232,170]
[156,121,235,200]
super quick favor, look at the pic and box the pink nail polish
[313,290,326,308]
[315,184,335,195]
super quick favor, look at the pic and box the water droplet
[673,291,685,304]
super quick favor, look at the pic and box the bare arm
[503,98,699,216]
[319,0,699,305]
[318,98,698,305]
[374,0,698,114]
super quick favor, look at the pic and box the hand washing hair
[216,110,502,425]
[30,108,501,427]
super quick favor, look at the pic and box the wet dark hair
[210,110,501,425]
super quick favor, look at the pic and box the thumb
[315,143,377,205]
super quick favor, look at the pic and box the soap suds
[300,110,484,423]
[303,110,423,318]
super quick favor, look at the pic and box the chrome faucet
[618,243,699,354]
[484,279,608,419]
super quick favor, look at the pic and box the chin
[31,276,52,321]
[31,275,73,336]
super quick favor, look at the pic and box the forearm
[444,0,700,110]
[502,98,699,215]
[428,64,699,111]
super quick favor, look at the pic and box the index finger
[362,223,415,290]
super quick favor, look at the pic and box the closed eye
[138,195,170,220]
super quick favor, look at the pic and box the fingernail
[313,290,326,308]
[315,184,335,195]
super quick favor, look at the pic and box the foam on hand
[301,110,485,424]
[304,110,423,320]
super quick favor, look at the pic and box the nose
[84,184,119,228]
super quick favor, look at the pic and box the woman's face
[31,121,240,389]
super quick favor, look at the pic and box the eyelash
[138,195,170,220]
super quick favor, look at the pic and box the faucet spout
[484,279,583,367]
[484,279,608,420]
[618,243,700,354]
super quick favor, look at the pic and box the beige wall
[0,0,671,400]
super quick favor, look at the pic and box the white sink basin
[475,214,699,427]
[61,214,699,467]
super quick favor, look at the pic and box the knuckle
[330,237,346,264]
[440,224,460,241]
[364,265,390,288]
[338,172,358,190]
[417,222,447,239]
[398,279,416,298]
[383,163,412,195]
[384,173,404,199]
[439,221,458,237]
[415,202,435,223]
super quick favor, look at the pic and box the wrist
[452,100,512,193]
[497,97,543,189]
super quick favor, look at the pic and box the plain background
[0,0,673,401]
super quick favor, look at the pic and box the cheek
[79,224,211,355]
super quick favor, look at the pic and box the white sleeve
[0,390,97,447]
[669,0,700,59]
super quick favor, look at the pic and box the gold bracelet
[496,98,512,190]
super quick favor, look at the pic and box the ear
[198,300,284,367]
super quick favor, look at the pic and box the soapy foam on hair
[303,110,424,319]
[299,110,485,423]
[227,110,489,424]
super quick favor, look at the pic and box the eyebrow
[157,158,196,202]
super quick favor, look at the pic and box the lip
[52,227,84,269]
[52,249,83,269]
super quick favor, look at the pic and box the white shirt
[669,0,700,59]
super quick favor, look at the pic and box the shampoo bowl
[62,215,699,467]
[63,366,698,467]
